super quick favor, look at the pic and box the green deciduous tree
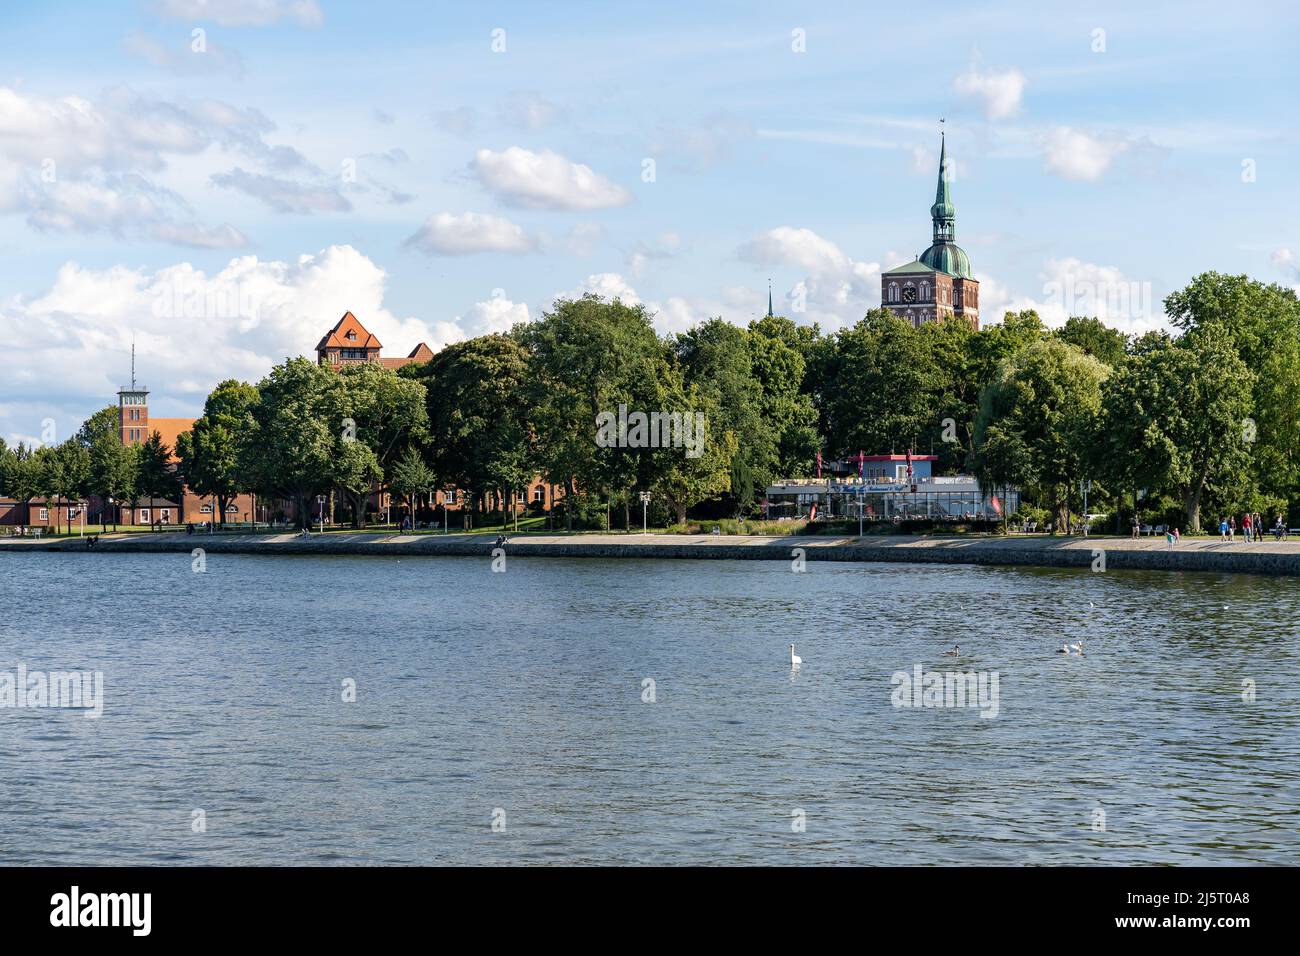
[972,338,1109,532]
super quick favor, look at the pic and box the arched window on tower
[888,283,898,303]
[920,281,930,300]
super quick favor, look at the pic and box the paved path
[4,531,1300,576]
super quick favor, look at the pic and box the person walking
[1254,512,1263,544]
[1131,515,1141,539]
[1173,527,1181,546]
[1165,527,1175,550]
[1243,513,1252,543]
[1229,516,1236,540]
[1219,517,1229,541]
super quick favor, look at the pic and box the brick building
[881,133,980,330]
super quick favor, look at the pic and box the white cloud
[404,212,535,256]
[1271,247,1293,266]
[456,294,531,337]
[1043,127,1129,181]
[953,67,1026,120]
[738,226,852,277]
[978,258,1167,334]
[737,227,882,330]
[0,245,462,444]
[560,272,642,305]
[153,0,323,28]
[471,147,631,211]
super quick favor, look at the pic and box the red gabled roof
[315,311,382,352]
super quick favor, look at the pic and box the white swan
[1058,642,1084,655]
[789,643,802,667]
[943,644,960,657]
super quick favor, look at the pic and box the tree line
[2,271,1296,534]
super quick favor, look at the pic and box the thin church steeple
[767,279,774,318]
[931,130,955,243]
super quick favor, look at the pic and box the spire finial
[767,279,774,318]
[131,337,136,390]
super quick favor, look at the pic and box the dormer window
[345,330,356,341]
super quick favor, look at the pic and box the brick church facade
[881,134,980,330]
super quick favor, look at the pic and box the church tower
[881,133,980,330]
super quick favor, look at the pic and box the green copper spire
[918,131,973,279]
[930,132,955,241]
[767,280,774,318]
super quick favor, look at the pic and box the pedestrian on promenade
[1243,514,1252,543]
[1173,527,1181,546]
[1229,516,1236,540]
[1131,516,1140,539]
[1166,527,1175,549]
[1254,512,1263,543]
[1219,517,1229,541]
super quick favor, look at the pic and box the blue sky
[2,0,1298,444]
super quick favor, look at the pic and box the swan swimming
[789,644,802,667]
[1057,642,1084,655]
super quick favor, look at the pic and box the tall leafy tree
[241,359,338,529]
[87,430,137,530]
[332,363,428,527]
[519,295,666,528]
[176,379,259,526]
[1095,332,1252,532]
[137,432,181,527]
[972,338,1109,532]
[414,334,534,525]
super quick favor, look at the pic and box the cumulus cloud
[0,245,461,445]
[738,226,882,329]
[560,272,643,305]
[470,147,631,210]
[1043,127,1129,181]
[953,66,1026,120]
[152,0,323,28]
[456,293,531,337]
[404,212,535,256]
[978,258,1167,334]
[211,167,351,214]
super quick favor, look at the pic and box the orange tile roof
[315,311,382,351]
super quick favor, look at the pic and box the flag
[990,495,1002,516]
[906,447,913,479]
[815,450,822,478]
[858,449,865,479]
[809,503,818,521]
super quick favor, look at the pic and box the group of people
[1219,513,1286,542]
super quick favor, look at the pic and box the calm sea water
[1,551,1297,865]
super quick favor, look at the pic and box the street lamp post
[639,491,651,534]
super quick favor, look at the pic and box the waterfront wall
[4,532,1300,576]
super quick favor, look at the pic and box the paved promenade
[4,531,1300,576]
